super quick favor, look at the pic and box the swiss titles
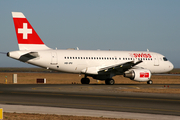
[133,53,152,58]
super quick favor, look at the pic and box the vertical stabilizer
[12,12,50,50]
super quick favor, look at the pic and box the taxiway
[0,84,180,116]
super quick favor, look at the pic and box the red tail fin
[12,12,50,50]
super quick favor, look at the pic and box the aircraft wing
[81,60,143,75]
[98,60,143,74]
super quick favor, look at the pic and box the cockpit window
[163,57,168,61]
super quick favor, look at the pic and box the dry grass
[169,68,180,74]
[3,112,133,120]
[0,72,83,84]
[1,72,180,85]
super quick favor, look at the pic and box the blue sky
[0,0,180,68]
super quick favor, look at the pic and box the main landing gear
[105,79,115,85]
[81,78,90,84]
[80,77,115,85]
[147,80,153,84]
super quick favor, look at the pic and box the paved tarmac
[1,104,180,120]
[0,84,180,119]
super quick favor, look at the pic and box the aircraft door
[51,52,58,65]
[153,54,159,66]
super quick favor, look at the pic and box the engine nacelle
[124,69,151,82]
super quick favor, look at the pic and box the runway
[0,84,180,117]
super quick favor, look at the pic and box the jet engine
[124,69,151,82]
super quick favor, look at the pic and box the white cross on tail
[18,23,32,39]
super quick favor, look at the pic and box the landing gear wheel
[105,79,115,85]
[81,78,90,84]
[147,80,153,84]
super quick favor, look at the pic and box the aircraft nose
[168,62,174,71]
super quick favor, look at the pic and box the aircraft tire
[105,79,115,85]
[81,78,90,84]
[147,80,153,84]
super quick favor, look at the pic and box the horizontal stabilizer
[19,52,39,62]
[22,52,39,59]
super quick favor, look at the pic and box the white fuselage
[8,49,174,74]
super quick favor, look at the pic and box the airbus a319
[7,12,174,85]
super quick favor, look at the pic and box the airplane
[7,12,174,85]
